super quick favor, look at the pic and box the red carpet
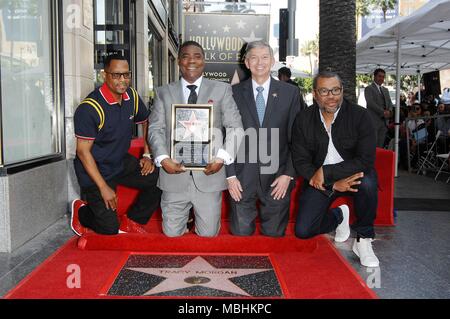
[5,231,377,299]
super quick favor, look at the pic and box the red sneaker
[119,216,149,234]
[71,199,89,236]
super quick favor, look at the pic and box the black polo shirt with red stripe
[74,83,149,188]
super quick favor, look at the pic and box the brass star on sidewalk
[127,256,271,296]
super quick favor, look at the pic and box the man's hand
[384,110,391,118]
[161,158,186,174]
[99,184,117,211]
[227,177,243,202]
[309,167,325,191]
[204,158,224,175]
[332,172,364,193]
[270,175,292,200]
[140,157,155,175]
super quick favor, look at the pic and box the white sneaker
[334,205,350,242]
[352,238,380,267]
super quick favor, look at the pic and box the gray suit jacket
[364,82,393,128]
[148,78,243,193]
[226,78,301,190]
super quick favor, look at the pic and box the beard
[316,96,343,114]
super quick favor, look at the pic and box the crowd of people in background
[278,66,450,173]
[394,89,450,171]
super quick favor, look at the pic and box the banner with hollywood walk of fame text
[184,13,270,84]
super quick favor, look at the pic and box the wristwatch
[142,153,153,160]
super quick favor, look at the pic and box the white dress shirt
[319,108,344,166]
[375,83,383,95]
[181,76,202,103]
[251,77,271,106]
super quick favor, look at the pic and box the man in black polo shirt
[71,54,161,236]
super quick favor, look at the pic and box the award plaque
[171,104,213,170]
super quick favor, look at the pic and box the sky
[255,0,318,70]
[205,0,320,71]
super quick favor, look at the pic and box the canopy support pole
[394,31,401,177]
[417,72,422,102]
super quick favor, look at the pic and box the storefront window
[0,0,61,165]
[148,21,162,104]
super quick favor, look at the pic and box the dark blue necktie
[256,86,265,125]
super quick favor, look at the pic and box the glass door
[93,0,135,87]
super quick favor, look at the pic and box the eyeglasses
[316,87,342,96]
[105,71,132,79]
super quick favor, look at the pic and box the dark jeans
[78,153,161,235]
[295,168,378,239]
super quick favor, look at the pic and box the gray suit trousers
[160,175,222,237]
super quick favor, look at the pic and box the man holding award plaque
[148,41,243,237]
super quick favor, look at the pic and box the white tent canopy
[357,38,450,75]
[271,61,310,79]
[356,0,450,176]
[357,0,450,75]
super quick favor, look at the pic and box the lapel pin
[272,93,278,98]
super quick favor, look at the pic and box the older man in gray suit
[364,68,393,147]
[148,41,243,237]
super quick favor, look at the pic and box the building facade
[0,0,180,252]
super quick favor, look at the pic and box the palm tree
[300,35,319,77]
[370,0,397,22]
[356,0,372,37]
[356,0,372,17]
[319,0,356,103]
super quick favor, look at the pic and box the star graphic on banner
[212,30,217,34]
[241,31,262,43]
[236,20,246,29]
[223,25,231,33]
[127,256,271,296]
[178,111,204,140]
[198,24,202,29]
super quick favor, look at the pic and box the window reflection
[0,0,58,164]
